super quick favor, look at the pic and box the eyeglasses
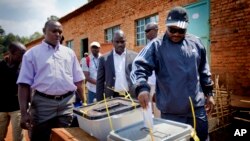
[168,27,186,34]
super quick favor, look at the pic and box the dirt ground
[5,123,29,141]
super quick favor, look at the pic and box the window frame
[135,14,159,46]
[66,40,74,49]
[104,25,120,43]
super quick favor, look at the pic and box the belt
[35,90,73,100]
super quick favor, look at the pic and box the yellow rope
[107,85,155,140]
[80,86,138,133]
[104,93,114,130]
[80,99,107,114]
[82,81,87,106]
[143,109,155,141]
[149,128,154,141]
[80,85,137,116]
[107,86,137,108]
[189,96,200,141]
[120,86,137,109]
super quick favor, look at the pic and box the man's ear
[42,28,45,34]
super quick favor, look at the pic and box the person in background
[82,41,101,104]
[84,52,88,58]
[0,41,26,141]
[144,22,160,117]
[145,22,158,96]
[145,22,158,41]
[131,6,215,141]
[96,30,138,101]
[80,53,88,67]
[17,20,85,141]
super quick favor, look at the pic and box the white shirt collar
[113,48,126,56]
[42,40,60,51]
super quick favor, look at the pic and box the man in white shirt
[96,30,138,101]
[82,41,101,104]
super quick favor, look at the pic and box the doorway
[185,0,210,61]
[81,38,89,58]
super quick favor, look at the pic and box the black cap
[166,6,189,29]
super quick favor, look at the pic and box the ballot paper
[143,102,154,129]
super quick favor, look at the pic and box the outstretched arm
[130,41,157,109]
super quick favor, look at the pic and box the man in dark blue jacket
[131,6,215,141]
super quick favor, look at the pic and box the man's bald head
[8,41,26,64]
[145,22,158,41]
[145,22,158,31]
[43,20,62,32]
[113,30,126,40]
[43,20,63,46]
[113,30,126,55]
[8,41,26,54]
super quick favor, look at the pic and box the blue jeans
[161,107,208,141]
[87,90,96,104]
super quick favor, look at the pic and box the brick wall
[26,0,250,96]
[61,0,196,58]
[210,0,250,95]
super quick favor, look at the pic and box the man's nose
[55,32,61,36]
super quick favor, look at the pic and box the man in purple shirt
[17,20,85,141]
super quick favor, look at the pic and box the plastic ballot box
[74,97,143,141]
[108,118,192,141]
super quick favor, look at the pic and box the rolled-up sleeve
[72,53,85,82]
[17,52,35,85]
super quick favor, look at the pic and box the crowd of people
[0,6,214,141]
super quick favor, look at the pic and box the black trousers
[30,116,73,141]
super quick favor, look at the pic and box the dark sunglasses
[145,29,153,33]
[168,27,186,34]
[145,28,158,33]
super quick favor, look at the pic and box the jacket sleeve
[130,41,157,96]
[197,39,214,96]
[96,56,105,101]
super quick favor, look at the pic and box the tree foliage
[30,32,43,41]
[0,26,42,59]
[0,26,5,36]
[47,15,59,21]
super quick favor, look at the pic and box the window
[136,15,159,46]
[105,25,120,42]
[66,40,74,49]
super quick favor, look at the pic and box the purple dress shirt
[17,41,85,95]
